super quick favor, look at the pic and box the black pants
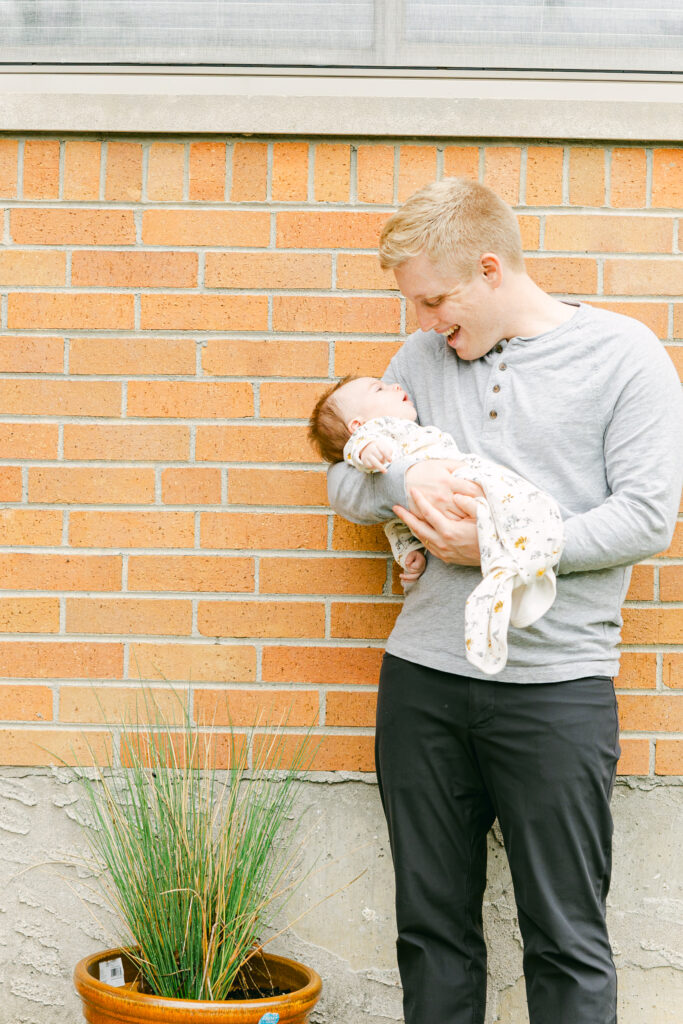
[375,653,620,1024]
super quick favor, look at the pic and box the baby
[309,375,564,675]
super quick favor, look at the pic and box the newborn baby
[309,375,564,675]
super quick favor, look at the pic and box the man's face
[393,250,503,361]
[336,377,417,429]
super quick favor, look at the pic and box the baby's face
[336,377,417,430]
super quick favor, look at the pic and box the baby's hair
[308,375,360,464]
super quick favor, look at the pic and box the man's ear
[480,253,503,287]
[348,417,364,434]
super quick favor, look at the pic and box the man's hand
[393,462,484,566]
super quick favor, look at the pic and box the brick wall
[0,136,680,776]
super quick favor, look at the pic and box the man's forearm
[327,458,412,524]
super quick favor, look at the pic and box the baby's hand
[359,439,394,473]
[400,549,427,585]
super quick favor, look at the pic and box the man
[327,178,683,1024]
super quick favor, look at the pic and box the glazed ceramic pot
[74,947,322,1024]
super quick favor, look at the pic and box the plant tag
[99,956,126,987]
[258,1014,280,1024]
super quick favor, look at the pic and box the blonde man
[328,178,683,1024]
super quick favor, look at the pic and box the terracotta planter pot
[74,947,322,1024]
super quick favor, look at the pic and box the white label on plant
[99,957,126,987]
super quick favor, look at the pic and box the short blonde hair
[379,177,524,279]
[308,376,359,464]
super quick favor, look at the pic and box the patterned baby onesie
[343,416,564,675]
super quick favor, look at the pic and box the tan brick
[590,302,668,340]
[336,254,398,291]
[67,598,192,636]
[277,211,388,249]
[8,292,134,331]
[0,684,53,721]
[618,694,683,731]
[127,381,253,418]
[256,732,374,772]
[655,739,683,775]
[142,210,270,246]
[331,601,402,639]
[357,145,394,204]
[205,253,331,290]
[668,345,683,381]
[189,142,225,201]
[545,215,672,253]
[0,641,122,679]
[621,608,683,644]
[12,208,135,244]
[273,295,400,333]
[262,645,383,685]
[141,294,266,332]
[0,467,22,502]
[0,598,60,634]
[334,340,402,377]
[0,423,59,459]
[658,521,683,557]
[29,467,155,504]
[610,149,647,208]
[259,381,328,419]
[314,144,351,202]
[63,424,188,461]
[332,520,390,553]
[444,147,479,181]
[230,142,268,202]
[0,139,18,197]
[128,555,254,593]
[105,142,143,202]
[69,337,195,375]
[0,509,62,546]
[615,652,657,689]
[518,215,541,250]
[200,512,327,550]
[0,379,120,417]
[0,553,120,592]
[0,250,66,286]
[260,556,386,595]
[663,653,683,688]
[326,690,377,727]
[147,142,184,201]
[272,142,309,201]
[59,685,188,725]
[660,566,683,601]
[196,424,317,464]
[128,642,256,683]
[0,336,63,373]
[569,147,605,206]
[525,146,564,206]
[0,729,111,767]
[626,564,655,601]
[526,257,597,294]
[162,468,222,505]
[617,739,650,775]
[398,146,438,203]
[652,149,683,208]
[69,510,194,549]
[228,469,327,507]
[195,688,319,727]
[63,141,101,200]
[71,250,197,288]
[23,140,59,199]
[603,260,682,296]
[202,338,329,378]
[484,147,521,205]
[197,600,325,639]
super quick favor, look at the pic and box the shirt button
[499,362,507,371]
[492,384,501,393]
[489,410,498,419]
[495,344,503,353]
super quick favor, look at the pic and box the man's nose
[417,306,438,331]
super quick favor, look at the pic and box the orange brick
[202,338,329,377]
[59,685,187,725]
[128,642,256,683]
[122,729,249,772]
[525,146,564,206]
[12,208,135,245]
[545,215,672,254]
[69,510,194,549]
[71,250,197,288]
[652,149,683,208]
[272,296,400,333]
[357,145,394,205]
[230,142,268,202]
[147,142,184,201]
[189,142,225,201]
[277,211,388,249]
[262,645,383,685]
[0,250,66,285]
[63,424,188,461]
[334,340,402,377]
[29,467,155,504]
[336,254,398,291]
[195,688,319,727]
[260,556,386,595]
[655,739,683,775]
[615,652,657,689]
[200,511,327,550]
[258,732,374,772]
[398,146,438,203]
[0,684,53,721]
[0,379,120,417]
[657,521,683,557]
[484,147,521,205]
[0,509,62,546]
[142,209,270,246]
[444,147,479,181]
[314,144,351,202]
[0,641,122,679]
[326,690,377,727]
[332,520,391,552]
[63,141,101,200]
[622,608,683,644]
[0,336,63,372]
[259,381,327,419]
[0,598,60,634]
[616,739,650,775]
[128,555,254,593]
[604,260,682,296]
[0,139,18,197]
[331,601,402,639]
[162,468,222,505]
[0,552,119,591]
[105,141,143,201]
[518,215,541,250]
[660,566,683,601]
[0,467,22,502]
[610,149,647,208]
[0,423,58,459]
[141,295,266,332]
[8,292,134,330]
[196,425,316,464]
[618,694,683,731]
[591,302,668,339]
[69,337,195,375]
[67,598,192,636]
[127,381,253,419]
[197,600,325,639]
[228,469,327,507]
[569,147,605,206]
[626,564,655,601]
[0,729,111,767]
[23,140,60,199]
[272,142,309,201]
[663,653,683,688]
[205,253,331,290]
[526,257,597,294]
[667,346,683,381]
